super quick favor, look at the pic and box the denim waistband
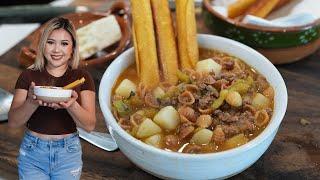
[24,130,79,148]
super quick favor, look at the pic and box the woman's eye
[47,41,54,45]
[62,42,69,46]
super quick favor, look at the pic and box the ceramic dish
[99,34,288,179]
[202,0,320,64]
[18,1,131,68]
[0,88,13,121]
[34,86,72,103]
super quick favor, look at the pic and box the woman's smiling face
[44,28,73,69]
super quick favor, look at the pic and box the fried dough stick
[245,0,280,18]
[131,0,160,88]
[274,0,291,11]
[176,0,199,69]
[63,77,85,89]
[151,0,178,85]
[228,0,257,18]
[132,25,139,76]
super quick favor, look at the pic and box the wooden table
[0,1,319,179]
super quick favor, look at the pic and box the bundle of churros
[228,0,291,19]
[130,0,198,89]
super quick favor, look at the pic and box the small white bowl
[34,86,72,103]
[99,34,288,179]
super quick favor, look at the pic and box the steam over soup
[111,48,274,154]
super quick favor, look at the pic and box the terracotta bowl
[202,0,320,64]
[34,86,72,103]
[19,1,131,68]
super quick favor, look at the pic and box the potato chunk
[223,133,248,149]
[136,118,162,138]
[226,91,242,107]
[144,134,162,148]
[153,86,165,99]
[115,79,136,98]
[153,106,180,131]
[252,93,270,109]
[196,58,222,76]
[190,129,213,145]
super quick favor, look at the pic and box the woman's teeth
[51,55,63,60]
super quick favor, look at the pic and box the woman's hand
[60,90,78,109]
[48,90,78,110]
[26,82,44,107]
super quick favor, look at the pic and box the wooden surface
[0,1,319,179]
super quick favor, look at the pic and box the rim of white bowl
[99,34,288,159]
[34,86,72,96]
[34,86,70,90]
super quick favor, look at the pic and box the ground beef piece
[241,111,255,122]
[160,97,171,106]
[193,93,201,100]
[201,74,216,85]
[200,85,219,97]
[197,82,207,90]
[171,97,178,106]
[220,103,232,111]
[221,125,240,137]
[209,117,220,130]
[237,119,255,132]
[220,71,237,82]
[242,105,255,116]
[144,92,160,108]
[198,95,214,108]
[118,117,131,131]
[236,112,255,132]
[213,79,229,91]
[224,60,235,70]
[216,111,239,123]
[160,97,178,106]
[256,75,269,92]
[213,109,223,115]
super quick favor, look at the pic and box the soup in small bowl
[99,34,287,179]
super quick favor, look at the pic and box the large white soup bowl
[99,34,288,179]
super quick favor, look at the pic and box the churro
[130,0,160,88]
[63,77,85,89]
[228,0,257,18]
[245,0,280,18]
[151,0,178,85]
[176,0,199,69]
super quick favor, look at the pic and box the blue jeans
[18,131,83,180]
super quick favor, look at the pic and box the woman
[8,17,96,180]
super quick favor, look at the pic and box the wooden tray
[18,1,131,68]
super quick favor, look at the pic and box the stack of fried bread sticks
[131,0,198,89]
